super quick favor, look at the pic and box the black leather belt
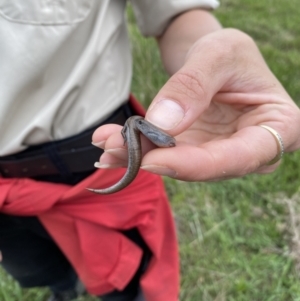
[0,102,132,178]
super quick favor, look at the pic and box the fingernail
[94,162,110,168]
[141,165,177,178]
[105,148,127,160]
[94,162,125,169]
[147,99,184,130]
[105,148,126,154]
[92,141,106,149]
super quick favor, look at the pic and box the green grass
[2,1,300,300]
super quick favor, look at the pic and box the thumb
[145,29,257,135]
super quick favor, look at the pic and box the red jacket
[0,169,179,301]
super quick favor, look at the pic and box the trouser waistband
[0,102,133,178]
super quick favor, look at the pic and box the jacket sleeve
[129,0,220,37]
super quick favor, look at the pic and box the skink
[87,115,176,194]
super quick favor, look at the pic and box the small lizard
[87,116,176,194]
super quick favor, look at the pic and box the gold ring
[259,125,284,165]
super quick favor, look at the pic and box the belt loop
[43,144,72,178]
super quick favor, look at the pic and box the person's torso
[0,0,132,156]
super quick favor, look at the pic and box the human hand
[92,29,300,181]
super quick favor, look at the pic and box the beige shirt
[0,0,219,156]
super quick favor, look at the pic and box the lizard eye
[138,120,143,125]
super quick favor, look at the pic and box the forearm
[157,9,222,75]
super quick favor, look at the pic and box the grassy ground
[2,1,300,300]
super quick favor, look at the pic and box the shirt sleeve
[129,0,220,37]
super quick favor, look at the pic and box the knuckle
[170,70,207,102]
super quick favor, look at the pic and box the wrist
[186,28,255,62]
